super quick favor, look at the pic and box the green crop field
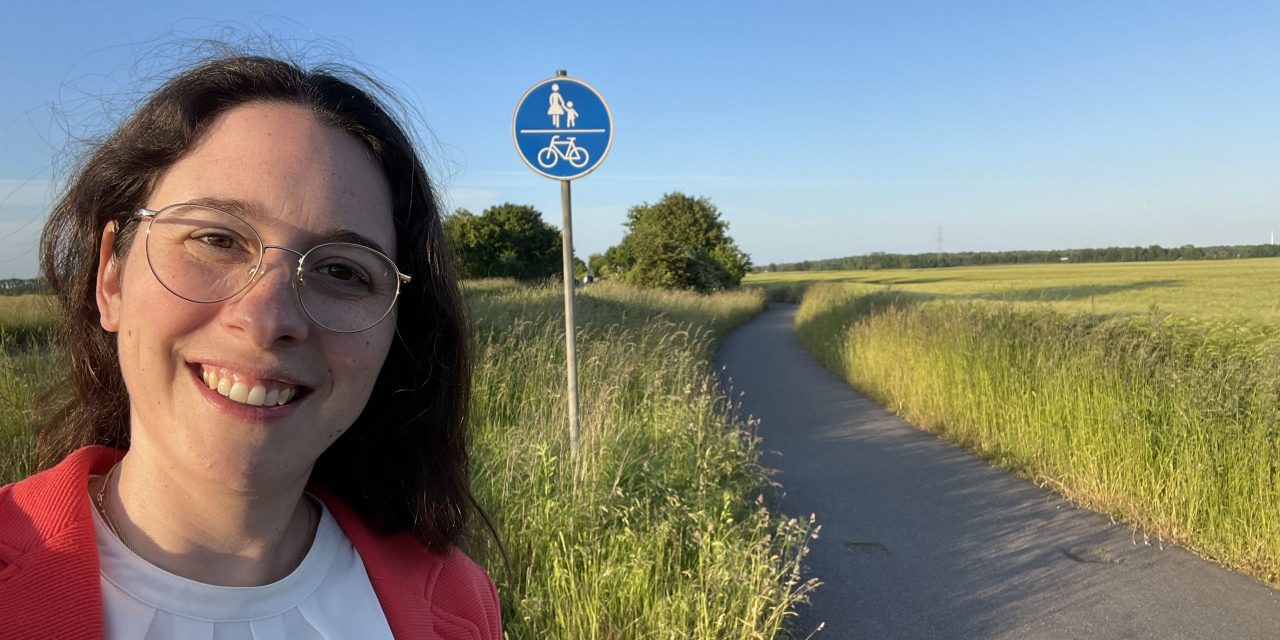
[748,258,1280,323]
[766,260,1280,586]
[0,283,815,639]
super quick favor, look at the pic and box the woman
[0,54,501,639]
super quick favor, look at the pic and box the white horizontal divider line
[519,129,607,134]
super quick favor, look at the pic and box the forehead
[147,102,396,256]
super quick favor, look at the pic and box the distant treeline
[0,279,49,296]
[760,243,1280,272]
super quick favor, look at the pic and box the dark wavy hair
[38,55,479,550]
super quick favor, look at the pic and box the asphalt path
[714,305,1280,639]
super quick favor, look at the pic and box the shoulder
[425,546,502,634]
[383,541,502,640]
[0,446,122,551]
[310,486,502,640]
[0,446,120,638]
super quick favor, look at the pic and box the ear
[96,221,123,332]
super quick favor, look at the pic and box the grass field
[0,283,816,639]
[0,295,56,484]
[774,261,1280,585]
[749,257,1280,323]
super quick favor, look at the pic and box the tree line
[761,243,1280,273]
[0,279,49,296]
[444,193,751,293]
[0,194,754,299]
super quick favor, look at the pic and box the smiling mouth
[198,364,306,407]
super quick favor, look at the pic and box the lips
[198,364,305,407]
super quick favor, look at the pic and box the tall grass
[796,282,1280,584]
[466,281,818,638]
[0,295,57,484]
[0,346,58,484]
[466,279,768,339]
[1,283,818,636]
[0,295,56,349]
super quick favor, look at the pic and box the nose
[221,248,311,347]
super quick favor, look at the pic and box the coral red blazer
[0,446,501,639]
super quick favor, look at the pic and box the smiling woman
[0,55,501,639]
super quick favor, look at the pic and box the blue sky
[0,1,1277,277]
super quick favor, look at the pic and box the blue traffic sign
[513,76,612,180]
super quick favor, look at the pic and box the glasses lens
[146,205,260,303]
[297,244,400,332]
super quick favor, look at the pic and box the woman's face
[96,101,398,489]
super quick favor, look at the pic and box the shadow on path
[715,305,1279,639]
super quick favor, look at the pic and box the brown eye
[317,261,373,289]
[194,232,236,249]
[321,263,363,282]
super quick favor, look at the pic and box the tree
[599,192,751,292]
[593,244,634,281]
[443,204,562,280]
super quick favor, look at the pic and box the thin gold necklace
[95,462,137,554]
[94,463,316,556]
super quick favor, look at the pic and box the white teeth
[246,385,267,406]
[200,366,300,408]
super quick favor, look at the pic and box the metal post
[560,178,581,458]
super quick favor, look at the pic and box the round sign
[512,76,613,180]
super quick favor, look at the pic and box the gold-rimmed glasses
[137,203,411,333]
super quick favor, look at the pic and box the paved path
[715,305,1280,639]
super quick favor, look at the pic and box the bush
[444,204,562,280]
[594,193,750,293]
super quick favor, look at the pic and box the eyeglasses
[136,203,411,333]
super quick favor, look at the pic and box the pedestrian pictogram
[513,76,612,180]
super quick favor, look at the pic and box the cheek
[114,257,206,386]
[322,333,393,442]
[331,330,394,397]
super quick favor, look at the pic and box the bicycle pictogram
[537,135,590,169]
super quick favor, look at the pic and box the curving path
[715,305,1280,639]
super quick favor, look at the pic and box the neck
[98,446,317,587]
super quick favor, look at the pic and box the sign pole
[560,177,581,458]
[512,68,612,461]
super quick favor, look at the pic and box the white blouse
[91,493,395,640]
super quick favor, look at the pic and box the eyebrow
[179,196,394,257]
